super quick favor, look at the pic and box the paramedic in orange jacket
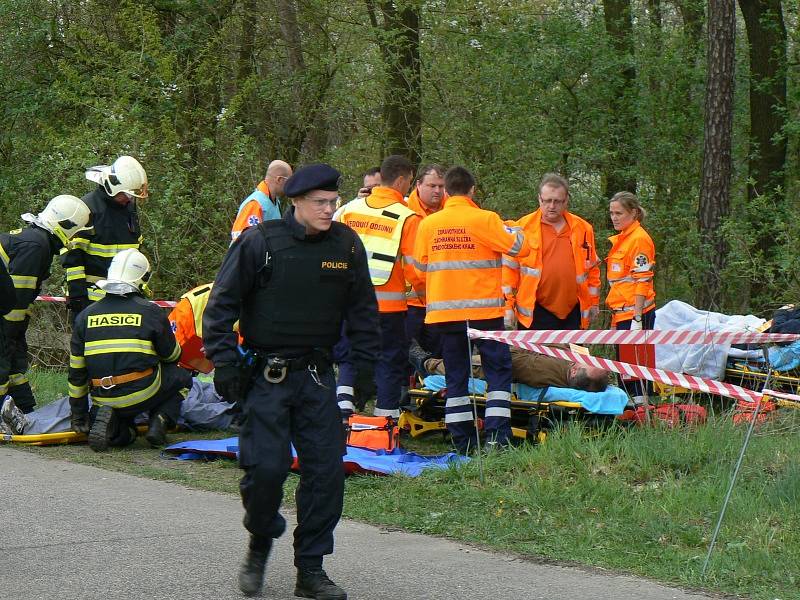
[405,164,446,356]
[230,160,292,242]
[504,173,600,330]
[414,166,529,453]
[607,191,656,400]
[337,155,424,418]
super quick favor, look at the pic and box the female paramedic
[605,191,656,403]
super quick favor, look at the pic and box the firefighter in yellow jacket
[68,249,191,451]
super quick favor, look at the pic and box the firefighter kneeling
[68,249,191,451]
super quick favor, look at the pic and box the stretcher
[725,361,800,410]
[402,375,629,443]
[1,424,151,446]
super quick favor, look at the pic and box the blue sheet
[421,375,628,415]
[163,437,468,477]
[768,341,800,371]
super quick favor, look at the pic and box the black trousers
[522,303,581,330]
[0,318,35,412]
[90,362,190,446]
[237,364,344,569]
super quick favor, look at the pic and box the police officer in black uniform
[62,155,147,324]
[1,195,91,412]
[203,163,379,599]
[68,248,191,451]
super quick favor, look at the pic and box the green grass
[16,369,800,599]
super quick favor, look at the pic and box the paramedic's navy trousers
[373,311,408,418]
[238,367,344,569]
[406,305,442,355]
[437,318,512,453]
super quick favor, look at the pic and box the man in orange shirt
[230,160,292,242]
[405,164,446,357]
[504,173,599,330]
[337,155,424,419]
[414,167,529,453]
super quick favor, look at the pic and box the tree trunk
[602,0,637,198]
[696,0,735,309]
[738,0,787,299]
[366,0,422,165]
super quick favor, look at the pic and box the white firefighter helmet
[100,155,148,199]
[36,195,92,246]
[97,248,152,295]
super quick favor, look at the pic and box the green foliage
[0,0,797,310]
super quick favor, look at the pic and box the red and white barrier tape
[472,328,800,346]
[36,295,177,308]
[469,328,769,405]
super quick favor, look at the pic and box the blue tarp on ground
[164,437,468,477]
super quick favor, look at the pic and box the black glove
[67,295,90,319]
[70,412,90,434]
[214,365,243,405]
[353,365,376,412]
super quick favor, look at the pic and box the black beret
[284,163,341,197]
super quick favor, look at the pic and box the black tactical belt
[262,351,331,384]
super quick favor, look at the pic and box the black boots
[294,567,347,600]
[408,338,433,378]
[238,536,271,597]
[88,405,118,452]
[145,412,169,447]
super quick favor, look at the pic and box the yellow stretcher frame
[1,425,151,446]
[403,385,596,444]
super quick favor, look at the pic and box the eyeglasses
[306,196,340,210]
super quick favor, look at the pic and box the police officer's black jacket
[68,293,181,414]
[61,186,142,300]
[203,207,380,367]
[0,224,61,330]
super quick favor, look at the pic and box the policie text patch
[87,313,142,328]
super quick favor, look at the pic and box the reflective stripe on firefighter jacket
[605,220,656,325]
[61,186,142,301]
[503,209,600,329]
[230,180,282,242]
[0,225,60,323]
[338,187,423,313]
[405,189,445,308]
[168,283,215,374]
[414,195,530,324]
[68,293,182,412]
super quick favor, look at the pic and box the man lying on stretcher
[409,340,609,392]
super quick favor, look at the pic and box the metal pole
[701,346,772,578]
[465,321,484,483]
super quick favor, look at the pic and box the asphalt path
[0,447,716,599]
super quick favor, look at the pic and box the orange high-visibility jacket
[405,189,446,308]
[338,186,424,313]
[605,220,656,325]
[503,210,600,329]
[168,283,215,374]
[230,181,280,242]
[414,195,530,324]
